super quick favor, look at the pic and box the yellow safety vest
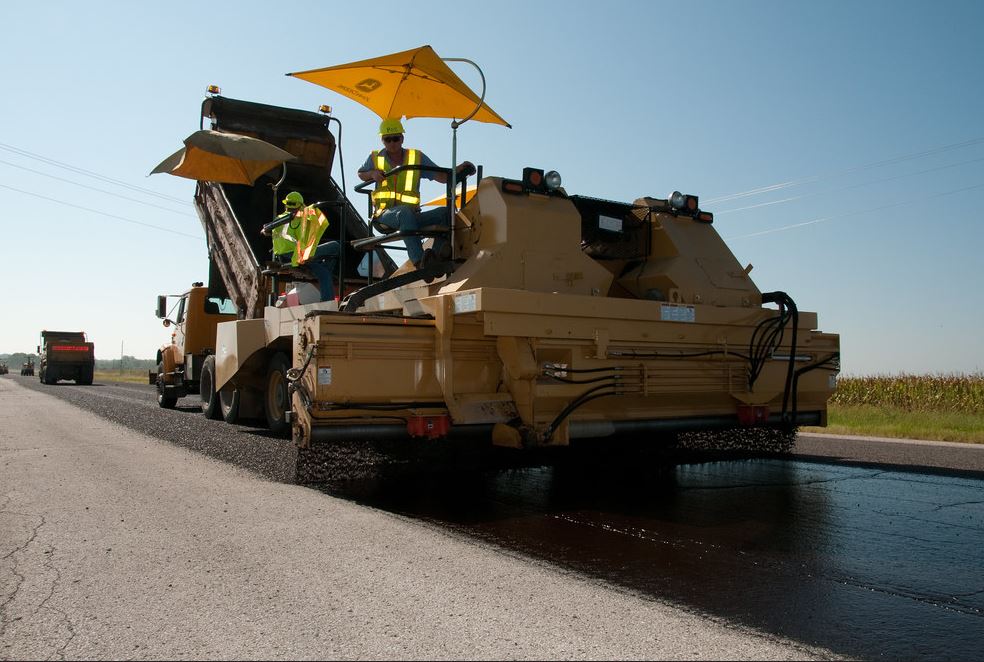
[272,214,298,257]
[284,205,329,267]
[371,149,421,216]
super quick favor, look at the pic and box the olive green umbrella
[151,130,297,185]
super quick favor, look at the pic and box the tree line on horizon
[0,353,155,370]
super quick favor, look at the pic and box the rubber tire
[79,366,93,385]
[156,361,177,409]
[219,385,241,424]
[264,352,291,436]
[200,355,221,420]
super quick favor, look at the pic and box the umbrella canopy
[421,185,478,208]
[150,130,297,185]
[287,45,510,127]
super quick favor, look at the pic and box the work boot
[435,242,453,261]
[420,249,436,284]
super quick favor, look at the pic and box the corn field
[832,373,984,414]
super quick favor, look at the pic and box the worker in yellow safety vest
[262,191,340,301]
[358,118,474,267]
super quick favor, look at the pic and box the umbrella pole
[271,163,287,225]
[444,58,487,243]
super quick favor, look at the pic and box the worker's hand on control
[371,170,385,184]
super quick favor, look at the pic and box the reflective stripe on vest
[296,207,329,265]
[372,149,421,215]
[287,206,329,266]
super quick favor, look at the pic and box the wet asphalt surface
[6,374,984,660]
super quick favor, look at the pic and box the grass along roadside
[95,369,151,384]
[802,373,984,444]
[803,404,984,444]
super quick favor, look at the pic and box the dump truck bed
[194,96,397,319]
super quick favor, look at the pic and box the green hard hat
[282,191,304,209]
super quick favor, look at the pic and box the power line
[0,183,202,240]
[0,158,192,216]
[724,182,984,240]
[705,136,984,204]
[0,141,190,206]
[717,155,984,214]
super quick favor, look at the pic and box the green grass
[802,373,984,443]
[95,369,151,384]
[806,404,984,444]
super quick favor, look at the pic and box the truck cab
[151,283,236,408]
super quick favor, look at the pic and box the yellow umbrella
[421,185,478,207]
[286,45,510,127]
[150,130,297,185]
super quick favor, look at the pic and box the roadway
[2,374,982,659]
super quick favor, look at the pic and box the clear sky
[1,0,982,375]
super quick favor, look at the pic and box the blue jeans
[277,241,340,301]
[306,241,341,301]
[377,205,450,265]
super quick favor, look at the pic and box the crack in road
[0,513,45,641]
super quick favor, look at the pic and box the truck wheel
[200,356,221,420]
[39,368,45,384]
[80,366,93,385]
[219,385,241,424]
[264,352,290,435]
[156,361,177,409]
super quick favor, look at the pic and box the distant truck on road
[38,331,95,384]
[21,359,35,376]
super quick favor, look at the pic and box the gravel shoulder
[0,377,837,660]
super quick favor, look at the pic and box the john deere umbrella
[287,45,509,210]
[286,45,510,128]
[150,130,297,185]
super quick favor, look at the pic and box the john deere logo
[356,78,382,93]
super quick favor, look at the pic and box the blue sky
[1,0,981,375]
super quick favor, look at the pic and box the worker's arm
[358,169,384,184]
[261,211,296,236]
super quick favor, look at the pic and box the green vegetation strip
[803,373,984,444]
[95,370,152,384]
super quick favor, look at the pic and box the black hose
[542,384,621,442]
[761,291,799,426]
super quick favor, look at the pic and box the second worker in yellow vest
[262,191,341,301]
[358,118,474,267]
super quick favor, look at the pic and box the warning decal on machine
[317,367,333,386]
[660,304,696,323]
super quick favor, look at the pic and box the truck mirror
[156,295,167,319]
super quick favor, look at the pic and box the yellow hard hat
[282,191,304,209]
[379,118,404,136]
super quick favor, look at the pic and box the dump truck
[151,95,397,433]
[21,359,35,377]
[38,331,95,384]
[161,92,840,467]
